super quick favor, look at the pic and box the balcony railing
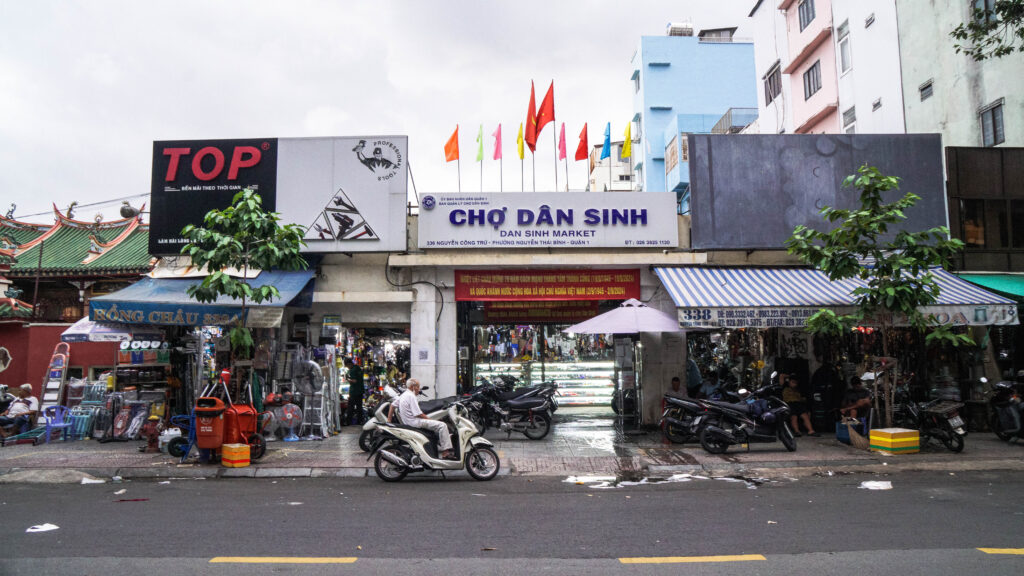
[711,108,759,134]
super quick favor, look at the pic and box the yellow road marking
[210,557,358,564]
[619,554,766,564]
[978,548,1024,555]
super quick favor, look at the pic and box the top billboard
[688,134,946,250]
[150,136,408,255]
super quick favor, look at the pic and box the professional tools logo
[352,139,403,182]
[306,188,379,241]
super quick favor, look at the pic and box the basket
[845,420,870,450]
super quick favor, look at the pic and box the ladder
[40,342,71,414]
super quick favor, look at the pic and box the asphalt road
[1,470,1022,575]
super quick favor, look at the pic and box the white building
[747,0,794,134]
[588,141,635,192]
[896,0,1023,147]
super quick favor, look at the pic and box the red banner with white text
[455,269,640,301]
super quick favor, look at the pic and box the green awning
[958,274,1024,300]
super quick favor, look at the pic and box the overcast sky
[0,0,749,223]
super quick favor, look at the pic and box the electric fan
[280,404,303,442]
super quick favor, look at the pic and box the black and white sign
[150,136,408,255]
[417,192,678,249]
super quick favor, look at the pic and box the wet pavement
[1,406,1023,483]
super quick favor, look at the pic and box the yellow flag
[516,122,525,160]
[622,123,632,159]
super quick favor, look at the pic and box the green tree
[181,189,307,357]
[785,165,971,425]
[951,0,1024,61]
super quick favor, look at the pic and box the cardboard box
[869,428,920,454]
[221,443,251,468]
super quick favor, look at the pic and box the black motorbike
[465,383,554,440]
[0,385,14,414]
[660,395,709,443]
[988,378,1024,442]
[697,375,796,454]
[893,384,966,453]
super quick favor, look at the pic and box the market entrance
[454,268,643,417]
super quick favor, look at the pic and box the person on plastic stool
[391,378,453,459]
[782,376,819,437]
[0,384,38,438]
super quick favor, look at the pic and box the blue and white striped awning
[654,266,1018,328]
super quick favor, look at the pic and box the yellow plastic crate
[869,428,919,454]
[221,443,251,468]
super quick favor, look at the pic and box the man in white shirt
[391,378,454,459]
[0,384,39,438]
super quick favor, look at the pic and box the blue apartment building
[631,26,757,210]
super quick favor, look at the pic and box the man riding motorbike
[389,378,454,459]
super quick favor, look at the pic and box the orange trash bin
[194,397,225,450]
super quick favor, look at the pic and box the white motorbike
[358,385,453,452]
[369,402,500,482]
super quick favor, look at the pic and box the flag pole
[500,154,503,193]
[553,129,558,192]
[531,153,535,192]
[608,144,612,191]
[480,152,483,192]
[520,155,524,192]
[457,157,462,193]
[564,154,569,192]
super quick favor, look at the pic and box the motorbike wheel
[374,449,408,482]
[662,413,691,444]
[611,394,621,415]
[942,432,965,453]
[778,423,797,452]
[248,433,267,460]
[699,426,730,455]
[523,413,552,440]
[167,436,189,459]
[358,429,374,452]
[466,446,501,481]
[990,413,1012,441]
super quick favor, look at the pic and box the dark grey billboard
[688,134,947,250]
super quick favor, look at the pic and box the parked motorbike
[358,385,455,452]
[988,376,1024,443]
[465,383,553,440]
[660,395,709,443]
[697,373,797,454]
[369,401,500,482]
[893,380,966,452]
[0,385,14,414]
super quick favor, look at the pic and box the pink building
[779,0,840,133]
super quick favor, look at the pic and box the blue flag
[600,122,611,160]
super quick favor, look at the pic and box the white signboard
[417,192,678,249]
[276,136,408,252]
[679,304,1019,329]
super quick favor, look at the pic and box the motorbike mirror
[738,388,749,395]
[980,377,988,383]
[420,385,430,391]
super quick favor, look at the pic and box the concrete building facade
[630,25,757,198]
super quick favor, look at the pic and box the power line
[12,193,151,220]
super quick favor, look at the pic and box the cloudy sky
[0,0,749,222]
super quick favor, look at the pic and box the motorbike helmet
[289,391,304,406]
[760,411,777,425]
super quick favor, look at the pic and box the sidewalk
[2,407,1022,483]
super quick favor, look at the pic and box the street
[1,470,1022,575]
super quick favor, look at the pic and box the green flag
[476,124,483,162]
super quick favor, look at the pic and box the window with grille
[919,80,933,101]
[764,62,782,104]
[803,61,821,100]
[843,106,856,133]
[981,100,1005,147]
[838,20,852,73]
[798,0,816,31]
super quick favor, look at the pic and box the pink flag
[492,124,502,160]
[557,122,567,160]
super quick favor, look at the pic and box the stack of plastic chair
[40,406,73,444]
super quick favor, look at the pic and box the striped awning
[654,266,1018,328]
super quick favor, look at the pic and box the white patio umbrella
[561,298,682,334]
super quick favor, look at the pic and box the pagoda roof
[0,297,33,320]
[4,205,154,278]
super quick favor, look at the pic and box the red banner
[483,301,599,323]
[455,269,640,301]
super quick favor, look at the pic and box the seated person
[782,376,819,437]
[665,376,686,400]
[840,376,872,419]
[389,378,454,459]
[0,384,39,438]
